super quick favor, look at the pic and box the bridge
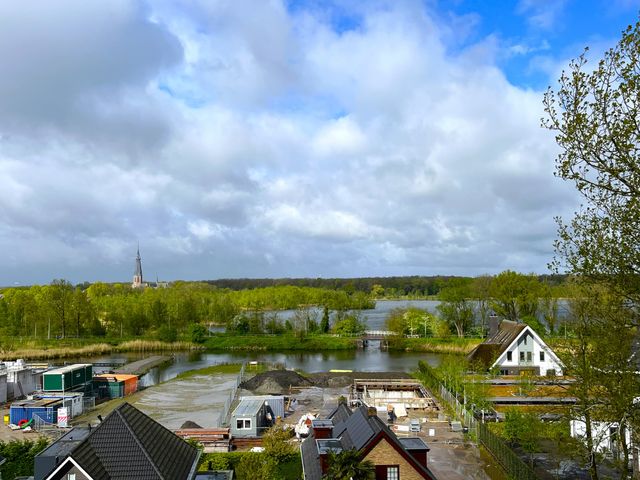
[357,330,395,349]
[361,330,395,340]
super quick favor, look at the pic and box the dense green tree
[332,314,366,336]
[470,275,493,335]
[437,278,474,337]
[0,438,49,480]
[320,306,330,333]
[323,449,375,480]
[490,271,541,321]
[44,279,74,339]
[543,19,640,302]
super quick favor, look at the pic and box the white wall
[493,328,563,375]
[571,419,631,453]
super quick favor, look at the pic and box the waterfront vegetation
[0,338,200,361]
[0,270,577,359]
[204,333,357,351]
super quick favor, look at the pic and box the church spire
[132,244,144,288]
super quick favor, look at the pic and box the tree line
[385,270,569,338]
[0,281,373,341]
[205,275,568,297]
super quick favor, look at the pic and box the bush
[332,315,366,336]
[0,438,50,479]
[157,326,178,343]
[262,426,296,462]
[190,323,208,343]
[234,453,277,480]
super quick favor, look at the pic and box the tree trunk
[584,410,599,480]
[620,424,630,480]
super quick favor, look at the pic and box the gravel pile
[240,370,313,393]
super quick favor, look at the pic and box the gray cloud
[0,0,580,285]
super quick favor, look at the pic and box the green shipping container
[43,364,93,391]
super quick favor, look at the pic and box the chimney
[488,315,500,338]
[311,420,333,439]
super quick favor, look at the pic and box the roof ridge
[116,405,165,480]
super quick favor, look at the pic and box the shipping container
[10,399,62,424]
[43,364,92,391]
[93,374,138,398]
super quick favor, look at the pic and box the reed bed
[0,339,201,361]
[388,337,481,355]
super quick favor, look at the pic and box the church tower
[132,246,144,288]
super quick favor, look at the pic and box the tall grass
[0,340,201,361]
[387,337,481,355]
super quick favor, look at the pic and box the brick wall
[364,438,424,480]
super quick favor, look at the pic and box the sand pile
[241,370,314,393]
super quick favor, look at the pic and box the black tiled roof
[71,402,199,480]
[466,320,527,368]
[300,404,437,480]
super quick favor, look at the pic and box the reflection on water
[64,348,448,389]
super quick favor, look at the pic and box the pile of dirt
[240,370,314,393]
[180,421,202,429]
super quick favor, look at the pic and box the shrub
[157,326,178,343]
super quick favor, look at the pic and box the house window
[387,466,399,480]
[507,351,512,361]
[375,465,399,480]
[68,475,76,480]
[540,351,545,361]
[523,335,527,345]
[520,351,525,361]
[236,418,251,430]
[526,352,532,362]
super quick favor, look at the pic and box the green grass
[204,334,357,351]
[387,336,481,354]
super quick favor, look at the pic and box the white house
[467,319,564,376]
[570,419,633,459]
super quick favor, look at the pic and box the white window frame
[236,418,252,430]
[387,466,399,480]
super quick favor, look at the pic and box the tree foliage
[543,19,640,300]
[437,278,474,337]
[323,449,375,480]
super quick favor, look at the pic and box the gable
[45,456,94,480]
[491,325,564,369]
[363,436,431,480]
[70,403,200,480]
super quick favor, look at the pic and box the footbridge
[358,330,396,349]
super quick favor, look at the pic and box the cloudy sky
[0,0,638,285]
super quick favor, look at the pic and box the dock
[114,356,172,376]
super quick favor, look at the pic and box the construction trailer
[93,374,138,399]
[38,392,85,418]
[230,396,284,438]
[10,398,62,425]
[42,364,93,392]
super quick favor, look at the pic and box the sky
[0,0,638,285]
